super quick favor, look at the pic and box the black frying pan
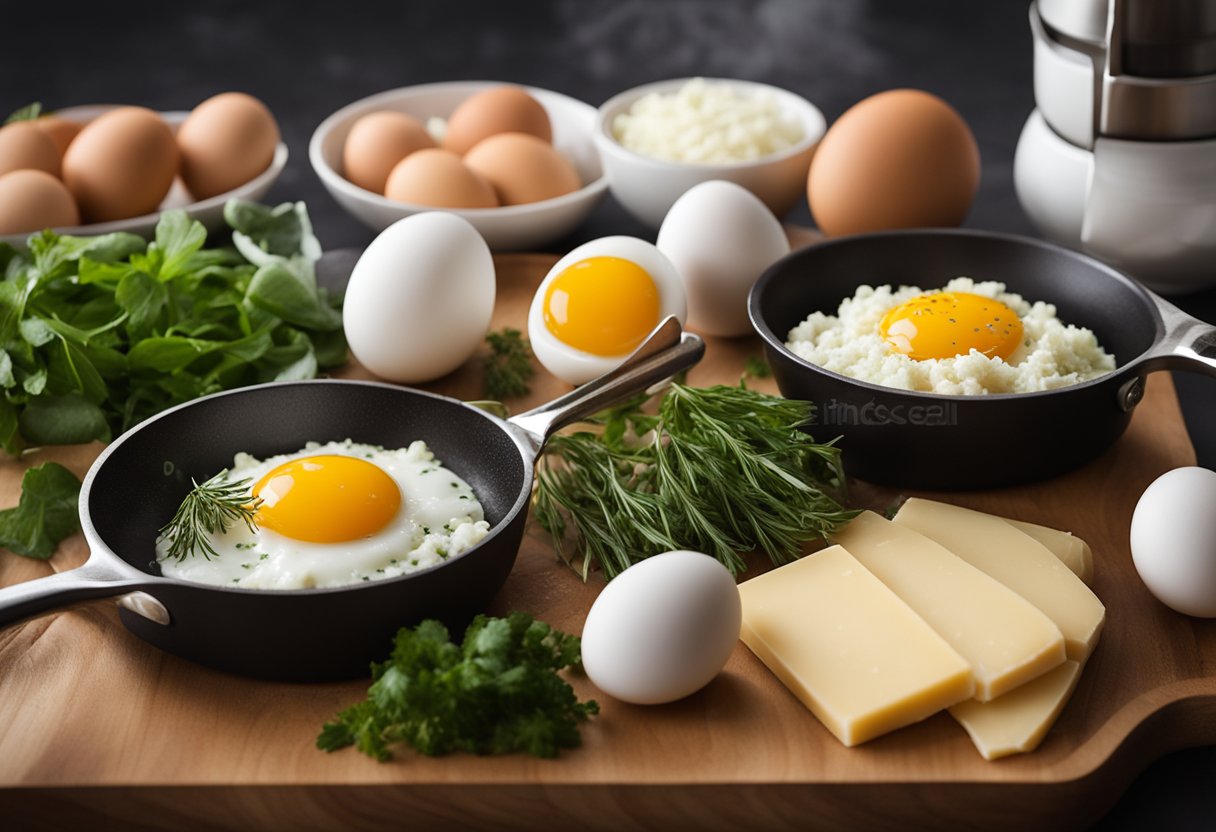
[750,229,1216,489]
[0,318,704,682]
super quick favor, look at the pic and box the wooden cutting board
[0,251,1207,832]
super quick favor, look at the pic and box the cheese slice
[894,498,1105,662]
[739,544,974,747]
[949,518,1094,759]
[1003,518,1094,585]
[949,660,1082,760]
[831,511,1065,702]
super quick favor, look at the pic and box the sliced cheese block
[950,518,1094,759]
[949,660,1082,760]
[894,498,1105,662]
[739,544,974,747]
[831,511,1066,702]
[1004,517,1094,585]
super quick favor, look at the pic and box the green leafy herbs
[157,470,261,561]
[318,613,597,762]
[533,382,856,580]
[0,200,345,456]
[483,327,535,400]
[5,102,42,123]
[743,355,772,380]
[0,462,82,559]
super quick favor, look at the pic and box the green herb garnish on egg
[533,382,856,580]
[157,470,261,562]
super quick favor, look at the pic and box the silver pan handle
[1143,294,1216,377]
[508,316,705,455]
[0,556,157,628]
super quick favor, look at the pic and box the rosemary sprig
[533,383,856,580]
[157,470,261,561]
[484,328,535,400]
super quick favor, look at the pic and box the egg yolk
[543,256,661,356]
[879,291,1023,361]
[252,455,401,543]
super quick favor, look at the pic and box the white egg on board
[1130,466,1216,617]
[580,550,742,705]
[343,212,495,383]
[657,180,789,337]
[527,236,686,386]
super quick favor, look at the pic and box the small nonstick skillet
[750,229,1216,489]
[0,317,704,682]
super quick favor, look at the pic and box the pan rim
[748,227,1164,404]
[79,377,536,597]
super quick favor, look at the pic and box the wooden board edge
[0,780,1127,832]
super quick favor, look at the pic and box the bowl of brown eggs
[0,93,287,246]
[309,82,608,250]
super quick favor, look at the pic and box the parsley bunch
[318,613,598,761]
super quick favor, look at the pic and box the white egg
[657,180,789,337]
[581,550,741,705]
[1131,466,1216,617]
[344,212,495,383]
[527,236,686,386]
[157,440,490,590]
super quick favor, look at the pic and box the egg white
[528,236,687,385]
[156,440,489,590]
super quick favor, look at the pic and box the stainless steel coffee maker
[1015,0,1216,294]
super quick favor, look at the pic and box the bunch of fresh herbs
[533,382,855,579]
[318,612,597,761]
[0,200,345,558]
[482,327,534,400]
[0,462,81,559]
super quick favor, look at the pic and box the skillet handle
[0,557,151,629]
[508,316,706,454]
[1140,294,1216,377]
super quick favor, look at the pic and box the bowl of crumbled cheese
[595,77,826,227]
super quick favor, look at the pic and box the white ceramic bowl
[593,78,826,228]
[0,105,288,247]
[310,82,608,250]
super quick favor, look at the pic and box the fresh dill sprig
[533,383,856,580]
[157,470,261,561]
[484,328,535,400]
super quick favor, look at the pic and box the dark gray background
[3,1,1214,828]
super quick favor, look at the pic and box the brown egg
[63,106,178,222]
[442,86,552,155]
[343,111,436,194]
[35,116,83,157]
[0,169,80,234]
[384,149,498,208]
[0,121,61,179]
[463,132,580,205]
[177,92,280,200]
[807,89,980,236]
